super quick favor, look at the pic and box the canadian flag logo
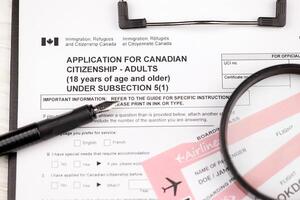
[41,37,59,46]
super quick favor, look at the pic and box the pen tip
[93,101,118,114]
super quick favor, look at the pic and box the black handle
[0,105,96,155]
[0,124,41,155]
[38,105,96,139]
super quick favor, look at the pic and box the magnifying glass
[220,64,300,200]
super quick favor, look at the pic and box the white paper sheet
[15,0,300,199]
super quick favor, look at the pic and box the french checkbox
[103,139,112,146]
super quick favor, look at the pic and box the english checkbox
[73,139,81,147]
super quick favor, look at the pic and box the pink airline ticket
[143,93,300,200]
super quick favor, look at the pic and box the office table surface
[0,0,12,199]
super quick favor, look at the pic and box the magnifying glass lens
[226,74,300,199]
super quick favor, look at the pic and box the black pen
[0,101,118,155]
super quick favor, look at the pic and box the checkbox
[51,182,59,190]
[73,160,81,168]
[51,160,59,168]
[73,181,81,189]
[103,139,112,146]
[73,139,81,147]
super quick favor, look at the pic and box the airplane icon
[162,177,182,196]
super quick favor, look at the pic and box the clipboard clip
[118,0,286,29]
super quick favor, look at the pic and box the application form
[15,0,300,199]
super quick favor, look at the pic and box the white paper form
[15,0,300,199]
